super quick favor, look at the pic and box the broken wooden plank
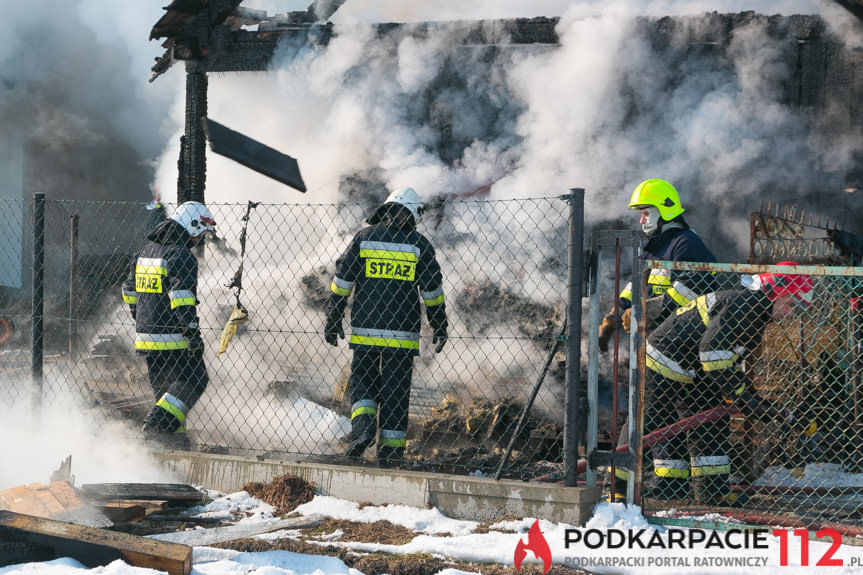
[80,483,204,504]
[147,515,223,524]
[0,510,191,575]
[97,502,147,524]
[0,481,112,528]
[148,514,322,547]
[0,485,48,517]
[202,118,307,193]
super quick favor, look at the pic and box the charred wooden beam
[181,67,208,204]
[0,510,192,575]
[202,118,307,192]
[831,0,863,22]
[80,483,205,504]
[150,17,559,80]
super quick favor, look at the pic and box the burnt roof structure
[149,1,863,216]
[148,0,558,203]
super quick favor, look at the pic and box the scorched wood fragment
[0,510,192,575]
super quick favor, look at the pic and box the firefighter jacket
[620,224,718,322]
[327,224,447,356]
[646,285,773,399]
[121,220,199,354]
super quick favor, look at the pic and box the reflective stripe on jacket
[122,240,198,354]
[646,287,772,398]
[328,225,445,354]
[619,227,718,323]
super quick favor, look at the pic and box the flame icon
[514,520,552,573]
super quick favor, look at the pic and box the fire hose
[533,402,812,484]
[529,405,735,482]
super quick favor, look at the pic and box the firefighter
[122,201,216,448]
[325,187,447,467]
[616,262,815,503]
[598,178,718,351]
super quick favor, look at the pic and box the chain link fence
[1,195,580,478]
[631,260,863,532]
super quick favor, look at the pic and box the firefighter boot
[692,474,734,505]
[345,414,376,458]
[376,444,405,468]
[142,405,184,449]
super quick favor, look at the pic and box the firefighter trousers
[645,370,730,501]
[611,370,730,501]
[143,350,209,434]
[347,349,413,464]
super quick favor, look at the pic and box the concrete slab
[153,451,600,526]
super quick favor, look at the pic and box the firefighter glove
[598,312,618,352]
[432,325,448,353]
[184,324,204,358]
[621,308,632,333]
[325,313,345,347]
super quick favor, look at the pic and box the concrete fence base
[154,451,600,526]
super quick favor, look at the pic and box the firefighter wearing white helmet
[598,179,718,352]
[122,200,216,449]
[326,187,447,467]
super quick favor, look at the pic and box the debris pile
[455,281,561,347]
[421,395,527,441]
[410,394,564,476]
[242,473,315,516]
[0,475,205,573]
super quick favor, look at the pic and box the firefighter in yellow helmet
[598,179,718,351]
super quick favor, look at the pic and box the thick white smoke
[2,0,860,470]
[147,0,862,448]
[159,1,859,250]
[0,0,180,489]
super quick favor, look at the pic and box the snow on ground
[4,490,863,575]
[756,463,863,488]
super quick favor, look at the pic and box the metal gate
[584,230,646,502]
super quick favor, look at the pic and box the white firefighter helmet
[170,201,217,238]
[367,187,425,225]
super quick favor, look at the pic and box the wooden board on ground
[81,483,204,504]
[97,502,147,524]
[0,510,192,575]
[148,515,322,547]
[94,499,175,525]
[0,481,112,528]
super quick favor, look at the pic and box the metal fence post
[31,193,45,411]
[628,232,644,505]
[69,214,79,358]
[585,232,601,487]
[564,188,585,487]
